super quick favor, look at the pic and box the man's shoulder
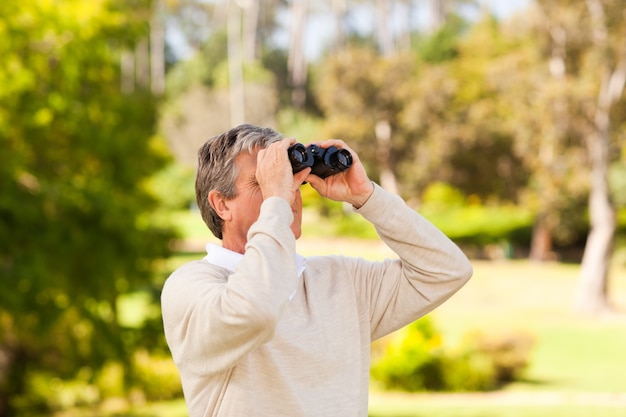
[165,259,228,287]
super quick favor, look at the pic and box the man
[161,124,472,417]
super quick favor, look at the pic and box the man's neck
[220,236,246,255]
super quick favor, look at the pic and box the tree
[574,0,626,313]
[498,4,591,261]
[398,15,530,203]
[151,0,166,95]
[314,47,416,194]
[287,0,310,109]
[228,0,246,125]
[0,0,175,413]
[510,0,626,312]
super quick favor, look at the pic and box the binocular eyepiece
[288,143,353,179]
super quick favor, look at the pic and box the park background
[1,0,626,416]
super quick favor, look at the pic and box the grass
[123,394,626,417]
[368,393,626,417]
[129,211,626,417]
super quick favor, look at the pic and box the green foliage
[165,30,228,97]
[148,163,196,211]
[165,54,215,97]
[371,318,450,392]
[419,183,533,247]
[11,351,182,413]
[298,181,533,245]
[276,108,323,142]
[423,205,533,246]
[133,350,183,401]
[0,0,176,413]
[11,371,99,414]
[456,331,535,386]
[314,47,417,185]
[619,209,626,237]
[371,317,534,392]
[213,59,276,89]
[299,182,379,240]
[610,162,626,208]
[415,14,466,63]
[261,48,292,109]
[422,182,466,208]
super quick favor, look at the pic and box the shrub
[459,330,535,384]
[370,317,534,392]
[132,350,183,402]
[12,371,99,414]
[371,318,447,391]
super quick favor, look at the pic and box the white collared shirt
[203,243,306,300]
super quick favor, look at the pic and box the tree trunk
[375,120,398,194]
[227,0,245,126]
[574,123,616,313]
[529,22,567,262]
[287,0,308,109]
[135,39,150,89]
[574,0,626,314]
[120,50,135,94]
[150,0,165,95]
[574,86,619,312]
[398,0,412,51]
[530,216,554,261]
[376,0,394,56]
[427,0,447,34]
[331,0,347,52]
[242,0,259,63]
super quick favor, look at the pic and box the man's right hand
[256,139,310,205]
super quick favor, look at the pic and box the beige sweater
[161,184,472,417]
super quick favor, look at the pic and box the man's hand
[256,139,310,205]
[305,139,374,209]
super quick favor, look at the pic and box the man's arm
[161,197,299,376]
[306,140,470,338]
[354,184,473,340]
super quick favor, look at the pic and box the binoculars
[288,143,353,179]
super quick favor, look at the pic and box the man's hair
[196,124,283,239]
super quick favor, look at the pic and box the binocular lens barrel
[288,143,308,163]
[288,143,313,174]
[331,149,352,169]
[287,143,352,178]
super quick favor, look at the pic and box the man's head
[196,124,283,239]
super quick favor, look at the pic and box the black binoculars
[288,143,353,179]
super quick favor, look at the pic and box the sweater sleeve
[353,184,473,340]
[161,197,300,376]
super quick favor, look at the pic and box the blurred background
[1,0,625,416]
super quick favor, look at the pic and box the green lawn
[368,393,626,417]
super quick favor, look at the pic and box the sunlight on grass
[368,391,626,417]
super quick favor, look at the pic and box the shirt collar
[203,243,306,278]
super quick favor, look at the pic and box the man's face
[222,149,303,253]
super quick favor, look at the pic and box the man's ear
[208,190,232,222]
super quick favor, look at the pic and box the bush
[460,330,535,384]
[370,317,534,392]
[371,318,448,391]
[12,370,100,415]
[132,350,183,402]
[11,352,183,416]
